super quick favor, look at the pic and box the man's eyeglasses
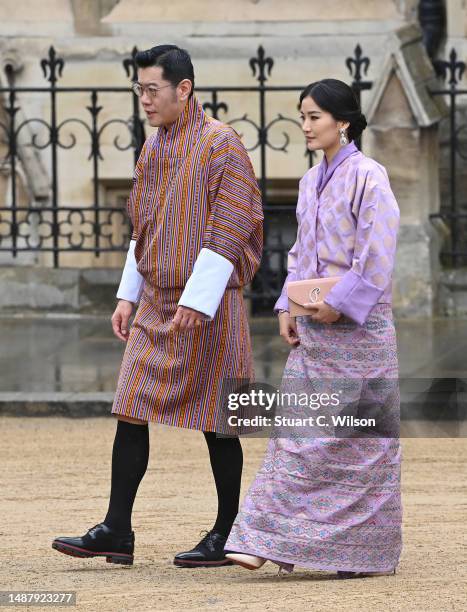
[131,82,172,98]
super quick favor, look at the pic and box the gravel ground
[0,417,465,611]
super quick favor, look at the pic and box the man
[51,44,263,568]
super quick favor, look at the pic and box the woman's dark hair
[299,79,367,142]
[135,44,195,98]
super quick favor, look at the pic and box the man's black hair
[135,44,195,98]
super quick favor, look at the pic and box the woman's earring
[339,128,348,146]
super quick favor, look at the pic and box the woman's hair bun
[348,112,367,141]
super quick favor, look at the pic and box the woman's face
[299,95,349,151]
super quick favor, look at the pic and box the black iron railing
[429,48,467,267]
[0,44,372,308]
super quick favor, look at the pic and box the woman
[224,79,402,578]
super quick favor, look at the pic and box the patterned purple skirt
[225,304,402,573]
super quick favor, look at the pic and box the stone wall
[0,1,465,317]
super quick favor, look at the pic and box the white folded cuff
[116,239,145,304]
[177,248,234,320]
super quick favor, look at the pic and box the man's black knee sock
[203,431,243,538]
[103,419,149,534]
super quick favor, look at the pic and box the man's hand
[111,299,134,341]
[170,306,206,333]
[303,301,341,324]
[278,311,300,346]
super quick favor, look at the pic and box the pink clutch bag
[286,276,341,317]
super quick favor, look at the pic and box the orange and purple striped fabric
[111,96,263,432]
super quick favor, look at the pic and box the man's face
[136,66,188,128]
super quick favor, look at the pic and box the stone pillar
[69,0,119,36]
[364,25,448,318]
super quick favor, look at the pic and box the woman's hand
[278,311,300,346]
[303,301,341,324]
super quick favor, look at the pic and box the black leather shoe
[52,523,134,565]
[173,530,233,567]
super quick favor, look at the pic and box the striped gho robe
[112,95,264,433]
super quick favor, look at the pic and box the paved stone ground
[2,313,467,395]
[2,314,467,426]
[0,417,466,612]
